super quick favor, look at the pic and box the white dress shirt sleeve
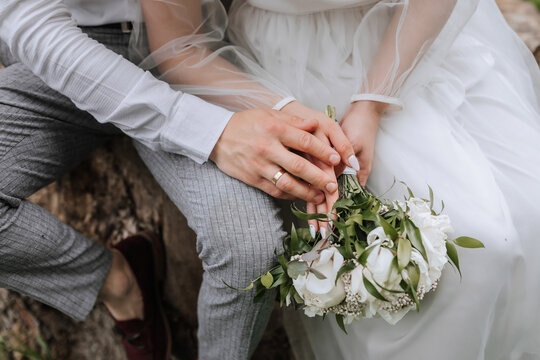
[0,0,233,164]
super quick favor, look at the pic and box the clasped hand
[210,101,383,236]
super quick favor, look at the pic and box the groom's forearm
[0,0,233,164]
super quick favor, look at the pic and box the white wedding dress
[136,0,540,358]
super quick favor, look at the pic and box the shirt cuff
[161,94,234,164]
[350,94,404,112]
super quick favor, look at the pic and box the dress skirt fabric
[227,1,540,358]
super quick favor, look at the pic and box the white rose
[406,198,451,281]
[292,243,346,310]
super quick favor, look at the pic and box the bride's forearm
[140,0,282,110]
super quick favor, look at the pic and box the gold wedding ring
[271,169,286,185]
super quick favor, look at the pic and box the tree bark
[0,1,539,359]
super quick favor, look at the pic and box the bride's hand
[340,100,387,186]
[281,101,357,238]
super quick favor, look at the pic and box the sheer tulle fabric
[131,0,292,112]
[133,0,540,358]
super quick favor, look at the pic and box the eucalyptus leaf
[309,268,328,280]
[335,314,348,334]
[404,218,428,261]
[397,237,412,270]
[453,236,485,249]
[261,272,274,289]
[363,274,388,302]
[301,249,321,262]
[287,260,308,279]
[446,241,461,277]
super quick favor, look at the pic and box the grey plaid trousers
[0,27,285,359]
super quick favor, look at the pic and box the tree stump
[0,1,539,359]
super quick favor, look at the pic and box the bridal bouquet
[232,107,484,331]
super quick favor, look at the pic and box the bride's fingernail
[329,221,333,229]
[309,225,316,238]
[320,227,327,239]
[348,155,360,171]
[326,182,337,193]
[329,154,340,165]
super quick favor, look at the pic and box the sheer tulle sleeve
[352,0,480,111]
[133,0,294,112]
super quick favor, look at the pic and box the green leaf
[445,241,461,277]
[293,291,304,305]
[428,185,434,211]
[291,204,327,220]
[453,236,485,249]
[342,226,355,259]
[297,228,314,242]
[325,105,337,121]
[397,237,412,270]
[290,224,300,252]
[354,241,364,255]
[406,263,420,291]
[406,281,420,311]
[261,271,274,289]
[377,214,398,240]
[332,198,355,210]
[400,181,414,198]
[278,254,288,271]
[404,218,427,261]
[363,274,388,301]
[270,273,288,289]
[345,214,364,227]
[336,261,356,284]
[357,244,376,266]
[309,268,328,280]
[287,260,308,279]
[280,284,291,303]
[335,314,348,334]
[222,279,254,291]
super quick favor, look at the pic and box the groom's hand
[210,109,343,202]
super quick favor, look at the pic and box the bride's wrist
[350,100,388,118]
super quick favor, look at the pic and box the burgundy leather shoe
[112,232,172,360]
